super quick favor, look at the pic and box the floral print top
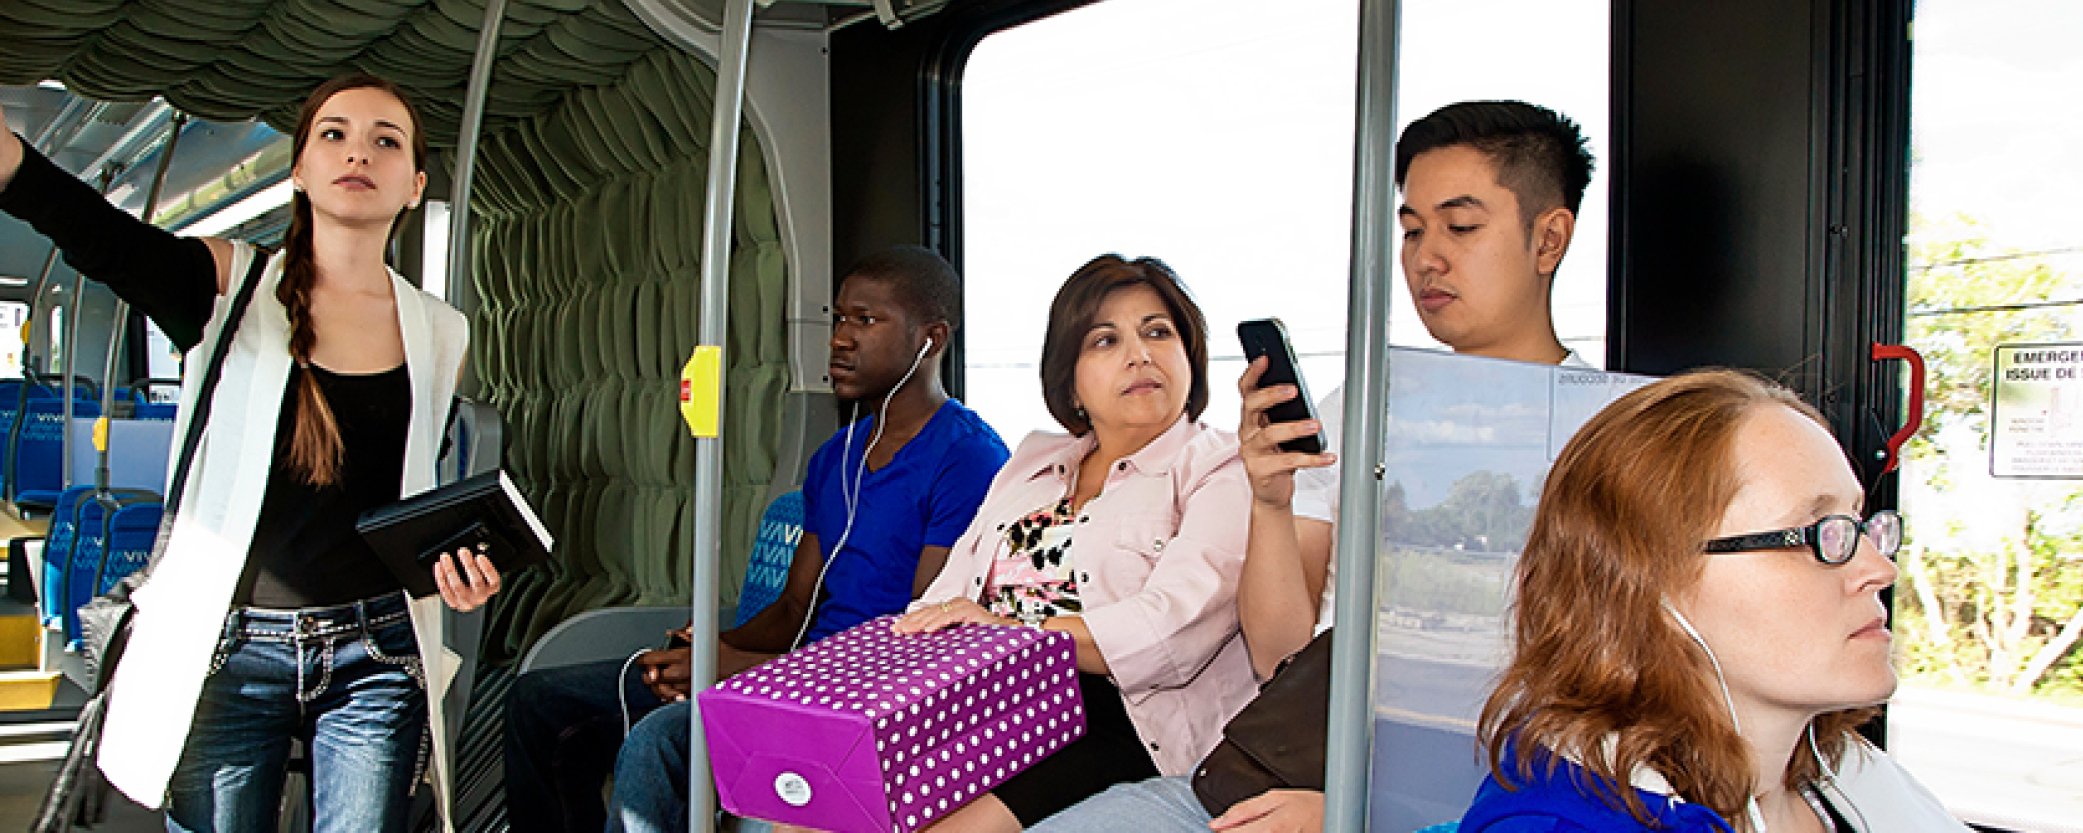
[984,496,1084,621]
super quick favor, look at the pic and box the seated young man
[1029,99,1598,832]
[503,246,1010,833]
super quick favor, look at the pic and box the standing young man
[504,246,1009,833]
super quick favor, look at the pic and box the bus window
[1392,1,1610,369]
[961,0,1609,442]
[46,303,62,376]
[0,301,26,378]
[143,317,180,387]
[1893,1,2083,828]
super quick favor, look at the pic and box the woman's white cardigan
[97,244,471,830]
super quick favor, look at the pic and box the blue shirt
[801,399,1008,642]
[1459,746,1736,833]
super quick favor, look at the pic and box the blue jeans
[605,699,693,833]
[1028,776,1211,832]
[165,592,427,833]
[503,657,662,833]
[605,698,786,833]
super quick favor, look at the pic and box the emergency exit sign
[1991,342,2083,479]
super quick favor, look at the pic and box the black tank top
[234,363,412,607]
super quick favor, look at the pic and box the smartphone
[1236,318,1324,455]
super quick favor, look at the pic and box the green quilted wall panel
[470,48,787,662]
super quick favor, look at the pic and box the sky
[1908,0,2083,256]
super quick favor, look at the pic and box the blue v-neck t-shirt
[801,399,1009,643]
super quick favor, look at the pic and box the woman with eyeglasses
[1460,369,1966,832]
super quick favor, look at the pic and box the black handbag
[33,251,269,833]
[1190,628,1334,817]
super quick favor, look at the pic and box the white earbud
[919,337,935,358]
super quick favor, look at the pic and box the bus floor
[0,752,166,832]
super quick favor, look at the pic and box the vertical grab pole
[97,112,188,492]
[1324,0,1399,829]
[688,1,756,829]
[25,248,60,372]
[427,1,509,828]
[446,0,510,315]
[59,168,116,491]
[25,99,108,375]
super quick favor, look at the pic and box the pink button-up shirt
[914,416,1258,776]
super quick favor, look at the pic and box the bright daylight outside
[960,0,1608,444]
[963,0,2083,830]
[1890,1,2083,830]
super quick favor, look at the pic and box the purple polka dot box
[698,614,1086,832]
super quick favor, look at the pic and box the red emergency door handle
[1870,343,1926,476]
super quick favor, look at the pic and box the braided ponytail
[277,203,344,485]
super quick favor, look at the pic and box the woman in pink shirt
[893,254,1257,832]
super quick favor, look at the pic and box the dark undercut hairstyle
[1393,100,1595,229]
[1039,255,1211,436]
[842,245,963,331]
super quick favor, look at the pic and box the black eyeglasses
[1703,509,1902,565]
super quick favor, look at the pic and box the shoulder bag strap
[158,250,270,526]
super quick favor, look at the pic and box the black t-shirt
[234,363,413,607]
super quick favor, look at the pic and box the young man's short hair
[1393,101,1595,228]
[842,245,963,331]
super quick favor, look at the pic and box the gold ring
[940,600,954,612]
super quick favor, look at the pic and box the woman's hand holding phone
[1237,356,1337,511]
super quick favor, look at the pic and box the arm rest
[517,606,691,675]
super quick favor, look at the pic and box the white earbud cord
[618,646,650,735]
[1664,600,1769,832]
[1805,724,1870,832]
[789,341,930,651]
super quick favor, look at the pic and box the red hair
[1477,369,1879,822]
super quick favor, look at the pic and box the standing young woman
[0,76,499,831]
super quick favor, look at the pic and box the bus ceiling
[0,0,953,306]
[0,0,950,152]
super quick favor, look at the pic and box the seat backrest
[732,489,804,629]
[37,485,100,622]
[9,396,103,503]
[0,380,23,438]
[67,417,175,493]
[132,402,178,421]
[62,490,158,643]
[96,501,164,596]
[439,397,505,485]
